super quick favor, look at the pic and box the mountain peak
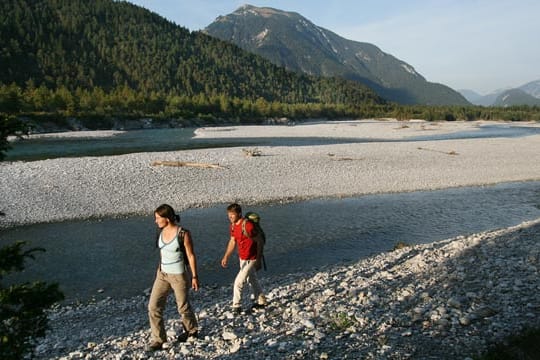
[205,5,468,105]
[519,79,540,98]
[234,4,300,18]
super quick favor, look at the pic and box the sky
[126,0,540,95]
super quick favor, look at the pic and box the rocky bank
[32,218,539,359]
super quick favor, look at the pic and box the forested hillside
[0,0,382,108]
[1,0,538,125]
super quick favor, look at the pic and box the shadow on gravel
[358,221,537,359]
[248,220,540,359]
[32,221,539,359]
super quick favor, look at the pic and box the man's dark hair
[227,203,242,215]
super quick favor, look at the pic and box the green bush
[0,117,64,359]
[0,241,64,359]
[0,114,27,161]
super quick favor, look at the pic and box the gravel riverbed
[1,120,539,227]
[32,218,540,359]
[1,120,539,358]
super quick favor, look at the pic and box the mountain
[518,80,540,99]
[459,89,506,106]
[0,0,383,107]
[492,89,540,107]
[204,5,469,106]
[460,80,540,106]
[458,89,483,104]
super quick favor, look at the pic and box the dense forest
[0,0,539,126]
[1,82,538,128]
[0,0,381,103]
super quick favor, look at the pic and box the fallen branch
[327,153,363,161]
[417,147,459,156]
[151,160,224,169]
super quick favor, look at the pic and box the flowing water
[2,123,539,302]
[6,123,540,161]
[1,181,539,303]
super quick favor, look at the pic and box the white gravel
[1,119,539,359]
[1,120,539,228]
[32,217,540,359]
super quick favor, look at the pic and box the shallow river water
[6,123,540,161]
[1,181,539,303]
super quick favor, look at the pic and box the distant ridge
[460,79,540,106]
[493,89,540,107]
[519,80,540,99]
[204,4,469,106]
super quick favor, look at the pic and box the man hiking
[220,203,266,314]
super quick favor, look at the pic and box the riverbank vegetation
[0,83,539,131]
[0,116,64,359]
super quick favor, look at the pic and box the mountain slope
[458,89,483,104]
[0,0,383,106]
[493,89,540,107]
[204,5,469,106]
[519,80,540,99]
[459,89,507,106]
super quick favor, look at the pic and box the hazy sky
[126,0,540,95]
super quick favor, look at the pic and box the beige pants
[233,259,264,308]
[148,268,198,343]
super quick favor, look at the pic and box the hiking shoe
[251,302,266,310]
[177,331,198,343]
[145,341,163,351]
[232,307,242,316]
[257,294,267,306]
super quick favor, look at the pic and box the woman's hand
[192,277,199,291]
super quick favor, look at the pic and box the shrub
[0,241,64,359]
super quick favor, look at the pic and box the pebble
[2,121,539,228]
[27,218,539,359]
[3,121,539,359]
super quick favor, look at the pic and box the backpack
[242,212,267,270]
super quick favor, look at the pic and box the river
[1,181,539,303]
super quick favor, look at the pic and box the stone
[27,218,540,360]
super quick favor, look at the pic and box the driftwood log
[151,160,224,169]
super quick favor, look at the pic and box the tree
[0,116,64,359]
[0,243,64,359]
[0,113,27,161]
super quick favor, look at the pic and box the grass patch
[393,241,411,251]
[329,312,355,331]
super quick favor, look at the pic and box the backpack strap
[241,218,249,238]
[155,227,189,272]
[177,227,190,271]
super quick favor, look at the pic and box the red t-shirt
[230,219,259,260]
